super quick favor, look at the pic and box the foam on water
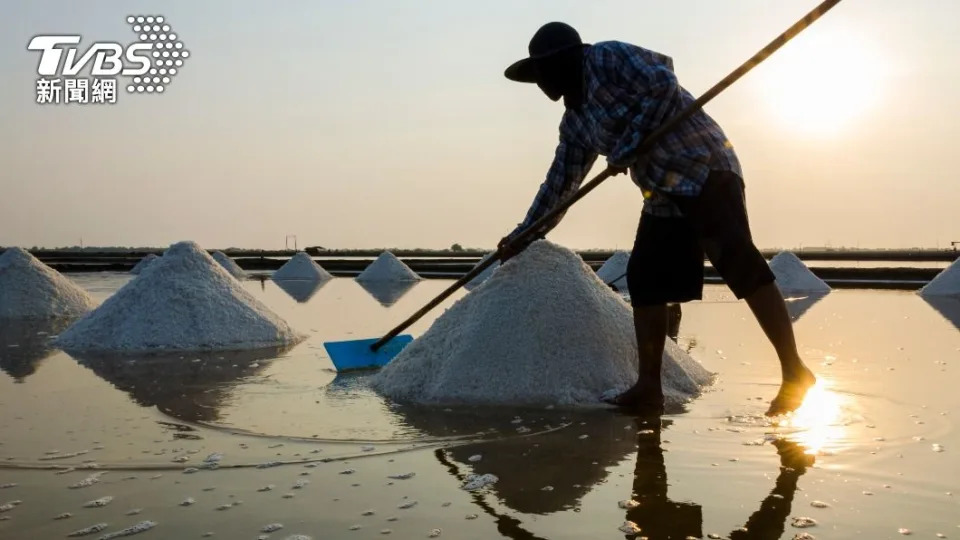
[372,241,713,407]
[54,241,302,352]
[768,252,831,296]
[356,252,420,282]
[272,252,333,282]
[0,247,96,319]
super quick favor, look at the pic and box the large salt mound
[356,251,420,282]
[371,240,713,407]
[464,252,500,291]
[919,256,960,297]
[130,254,159,275]
[272,252,333,281]
[0,247,96,319]
[212,251,246,279]
[769,251,831,296]
[54,241,302,352]
[595,250,630,291]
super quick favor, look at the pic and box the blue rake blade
[323,335,414,372]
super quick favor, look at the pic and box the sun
[753,28,888,136]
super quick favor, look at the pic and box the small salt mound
[0,247,96,319]
[595,251,630,291]
[372,240,713,407]
[356,252,420,282]
[130,254,159,275]
[212,251,246,279]
[464,253,500,291]
[272,252,333,282]
[54,241,302,352]
[768,251,831,296]
[919,256,960,297]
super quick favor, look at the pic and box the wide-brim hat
[505,22,589,83]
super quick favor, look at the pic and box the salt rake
[323,0,845,372]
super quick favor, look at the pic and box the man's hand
[497,233,530,262]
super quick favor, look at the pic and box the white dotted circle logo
[125,15,189,95]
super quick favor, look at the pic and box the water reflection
[0,318,73,382]
[68,345,294,422]
[922,295,960,330]
[624,416,814,540]
[776,381,845,455]
[784,293,827,322]
[274,279,328,303]
[356,280,417,307]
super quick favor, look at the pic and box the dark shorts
[627,170,775,306]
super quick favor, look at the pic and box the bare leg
[604,304,667,410]
[744,282,816,416]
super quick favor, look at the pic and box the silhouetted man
[500,22,815,415]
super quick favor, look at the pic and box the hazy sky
[1,1,958,250]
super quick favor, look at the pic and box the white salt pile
[212,251,246,279]
[919,256,960,297]
[371,240,713,407]
[768,251,831,296]
[54,241,302,352]
[464,253,500,291]
[130,254,159,275]
[595,250,630,291]
[0,247,96,319]
[356,252,420,282]
[272,252,333,282]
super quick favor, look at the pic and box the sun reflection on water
[775,380,846,455]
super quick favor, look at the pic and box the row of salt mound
[919,256,960,297]
[371,240,713,408]
[130,253,160,275]
[272,252,333,281]
[54,241,302,352]
[0,247,96,319]
[356,252,421,282]
[768,251,831,296]
[212,251,247,279]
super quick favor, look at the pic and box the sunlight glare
[756,29,889,136]
[778,380,844,455]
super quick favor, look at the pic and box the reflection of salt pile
[464,253,500,291]
[0,247,96,319]
[212,251,246,279]
[272,252,333,281]
[769,252,831,296]
[54,241,302,352]
[130,254,159,275]
[595,250,630,291]
[356,252,420,282]
[372,241,713,407]
[919,257,960,297]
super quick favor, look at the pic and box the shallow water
[1,273,958,539]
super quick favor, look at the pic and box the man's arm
[502,138,598,252]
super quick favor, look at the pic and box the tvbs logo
[28,15,189,105]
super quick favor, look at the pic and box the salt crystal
[67,523,109,537]
[810,500,830,508]
[257,485,275,492]
[791,517,817,528]
[0,247,96,319]
[380,529,392,535]
[541,486,553,491]
[388,473,415,480]
[933,444,945,452]
[398,501,418,509]
[468,455,482,462]
[429,529,442,538]
[292,479,309,489]
[215,504,232,511]
[182,468,199,474]
[54,242,300,351]
[125,509,141,516]
[179,497,194,507]
[362,510,375,516]
[83,496,113,508]
[461,474,498,491]
[618,521,642,534]
[69,473,104,489]
[284,536,312,540]
[261,523,283,533]
[98,520,156,539]
[465,514,478,520]
[349,525,362,530]
[55,512,73,520]
[0,483,17,489]
[340,469,356,475]
[898,528,912,535]
[618,499,640,509]
[793,534,816,540]
[203,453,223,463]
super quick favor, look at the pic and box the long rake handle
[371,0,844,352]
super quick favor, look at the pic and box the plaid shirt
[510,40,742,239]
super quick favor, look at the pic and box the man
[499,22,815,416]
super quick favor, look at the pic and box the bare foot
[765,366,817,417]
[603,382,664,413]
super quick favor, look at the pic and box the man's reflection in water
[624,416,814,540]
